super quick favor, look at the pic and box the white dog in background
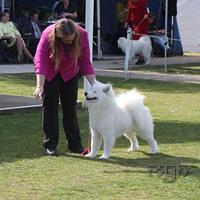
[84,81,159,159]
[117,35,152,65]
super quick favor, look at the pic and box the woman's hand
[34,86,44,100]
[34,74,45,99]
[86,74,96,85]
[144,14,149,19]
[124,22,128,29]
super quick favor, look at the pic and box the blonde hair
[49,19,81,70]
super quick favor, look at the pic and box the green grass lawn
[0,74,200,200]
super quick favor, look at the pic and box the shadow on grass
[154,121,200,144]
[0,117,199,163]
[65,152,200,182]
[0,121,199,157]
[0,111,199,182]
[98,120,200,150]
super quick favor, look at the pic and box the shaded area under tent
[1,0,183,55]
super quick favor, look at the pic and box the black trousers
[42,73,82,150]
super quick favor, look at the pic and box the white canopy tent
[85,0,170,75]
[3,0,198,67]
[177,0,200,52]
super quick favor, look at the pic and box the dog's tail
[116,89,145,108]
[117,89,153,131]
[139,35,151,44]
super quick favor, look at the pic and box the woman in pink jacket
[34,19,95,156]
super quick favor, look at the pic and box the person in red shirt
[125,0,149,40]
[124,0,150,64]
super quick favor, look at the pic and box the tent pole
[84,0,94,90]
[12,0,15,18]
[85,0,94,63]
[164,0,168,72]
[96,0,102,60]
[170,16,174,46]
[1,0,4,11]
[124,27,132,80]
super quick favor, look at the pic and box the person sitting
[148,14,171,57]
[30,10,41,39]
[28,10,42,55]
[52,0,77,21]
[0,11,33,62]
[52,0,62,12]
[13,7,31,37]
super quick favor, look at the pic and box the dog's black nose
[84,92,88,96]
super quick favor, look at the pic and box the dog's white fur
[117,36,152,65]
[84,82,159,159]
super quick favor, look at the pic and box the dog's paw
[144,61,150,65]
[127,146,139,152]
[99,154,109,159]
[150,149,159,154]
[85,153,96,158]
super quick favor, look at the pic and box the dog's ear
[103,84,111,93]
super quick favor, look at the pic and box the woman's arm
[85,74,96,85]
[34,29,50,99]
[52,11,61,19]
[63,11,77,19]
[34,74,45,99]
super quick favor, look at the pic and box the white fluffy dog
[117,36,152,65]
[84,82,159,159]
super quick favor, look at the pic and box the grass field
[0,74,199,200]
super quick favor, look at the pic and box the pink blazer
[34,24,94,81]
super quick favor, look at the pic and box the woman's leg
[22,45,34,61]
[42,74,60,150]
[16,36,33,61]
[60,75,83,152]
[15,36,23,57]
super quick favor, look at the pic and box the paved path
[93,55,200,69]
[0,94,42,114]
[93,55,200,84]
[0,63,34,74]
[1,55,199,83]
[95,69,200,84]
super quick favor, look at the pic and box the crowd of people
[0,0,96,156]
[0,11,33,63]
[0,0,171,64]
[0,0,79,63]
